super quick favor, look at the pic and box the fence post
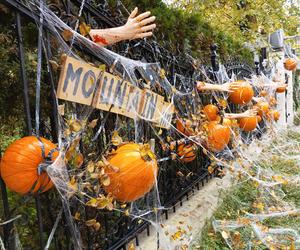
[210,44,219,72]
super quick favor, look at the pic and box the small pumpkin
[269,96,277,107]
[268,110,280,122]
[276,85,287,93]
[0,136,58,195]
[104,143,158,202]
[177,143,197,163]
[259,90,268,97]
[229,81,254,105]
[257,115,262,123]
[203,104,219,121]
[284,58,297,71]
[239,117,258,132]
[255,102,269,117]
[176,119,193,136]
[207,121,231,152]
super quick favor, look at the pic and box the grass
[194,131,300,250]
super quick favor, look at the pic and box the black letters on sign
[63,63,83,96]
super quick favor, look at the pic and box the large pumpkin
[104,143,158,202]
[207,121,231,152]
[229,81,254,105]
[0,136,57,195]
[239,117,258,132]
[176,119,193,136]
[177,143,197,163]
[284,58,297,71]
[203,104,219,121]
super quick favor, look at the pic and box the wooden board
[57,56,174,129]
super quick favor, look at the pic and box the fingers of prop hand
[135,32,153,39]
[140,16,156,26]
[141,23,156,32]
[129,7,138,19]
[134,11,151,22]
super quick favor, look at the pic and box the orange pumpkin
[207,121,231,152]
[284,58,297,71]
[255,102,269,117]
[229,81,254,105]
[0,136,57,195]
[276,86,287,93]
[268,110,280,122]
[104,143,158,202]
[176,119,193,136]
[269,97,277,107]
[239,117,258,132]
[177,143,197,163]
[259,90,268,97]
[203,104,219,121]
[257,115,262,123]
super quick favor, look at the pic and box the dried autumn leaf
[57,104,65,116]
[140,144,156,161]
[124,209,129,216]
[101,174,110,186]
[68,177,78,192]
[99,64,106,72]
[93,222,101,231]
[87,161,95,173]
[69,119,82,132]
[85,219,97,227]
[159,69,166,79]
[88,119,98,129]
[61,29,73,41]
[79,22,91,36]
[49,60,59,72]
[75,153,84,168]
[111,131,123,146]
[128,242,135,250]
[65,145,76,162]
[74,212,81,220]
[86,198,98,207]
[208,165,214,174]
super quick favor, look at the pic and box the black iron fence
[0,1,256,249]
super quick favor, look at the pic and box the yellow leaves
[124,209,130,216]
[88,119,98,129]
[74,212,81,220]
[49,60,59,72]
[68,176,78,192]
[253,201,264,212]
[140,143,156,161]
[208,165,214,174]
[272,175,288,185]
[98,64,106,72]
[85,219,101,231]
[79,22,91,37]
[128,242,135,250]
[85,195,114,210]
[159,69,166,79]
[61,29,73,41]
[111,131,123,146]
[68,119,83,133]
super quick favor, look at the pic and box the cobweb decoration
[9,0,297,249]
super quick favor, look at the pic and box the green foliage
[108,0,253,63]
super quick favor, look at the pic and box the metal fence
[0,1,255,249]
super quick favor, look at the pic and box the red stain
[93,35,109,45]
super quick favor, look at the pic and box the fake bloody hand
[225,109,257,119]
[89,7,156,46]
[196,81,240,92]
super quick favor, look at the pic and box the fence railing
[0,1,255,249]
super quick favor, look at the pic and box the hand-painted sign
[57,56,174,129]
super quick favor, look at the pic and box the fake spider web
[4,0,300,249]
